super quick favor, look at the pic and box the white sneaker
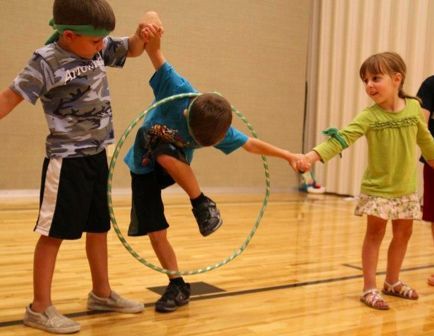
[23,305,80,334]
[87,291,144,313]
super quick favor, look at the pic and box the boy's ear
[62,30,77,42]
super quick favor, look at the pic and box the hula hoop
[107,92,271,276]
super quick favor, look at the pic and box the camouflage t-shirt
[10,37,128,158]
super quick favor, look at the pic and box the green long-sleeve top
[313,98,434,198]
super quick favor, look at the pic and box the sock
[190,192,207,207]
[170,277,185,287]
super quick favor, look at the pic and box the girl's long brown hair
[359,52,419,101]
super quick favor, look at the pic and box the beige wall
[0,0,311,192]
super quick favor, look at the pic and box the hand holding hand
[139,23,164,44]
[288,153,311,173]
[295,154,312,173]
[137,11,164,45]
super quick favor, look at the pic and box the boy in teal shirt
[124,11,308,313]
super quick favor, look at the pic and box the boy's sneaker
[87,291,144,313]
[23,305,80,334]
[155,282,191,313]
[192,196,223,236]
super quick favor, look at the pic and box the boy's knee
[39,235,63,247]
[148,230,168,244]
[156,154,177,168]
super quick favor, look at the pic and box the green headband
[45,18,111,45]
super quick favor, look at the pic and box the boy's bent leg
[156,154,201,198]
[86,232,144,313]
[156,153,223,236]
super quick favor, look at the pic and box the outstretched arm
[145,35,165,70]
[242,137,310,172]
[293,150,322,173]
[304,150,322,165]
[0,88,23,119]
[140,11,166,70]
[127,11,164,57]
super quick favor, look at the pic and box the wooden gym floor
[0,192,433,335]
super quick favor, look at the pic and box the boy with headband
[0,0,162,333]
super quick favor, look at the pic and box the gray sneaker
[192,196,223,237]
[23,305,80,334]
[87,291,144,313]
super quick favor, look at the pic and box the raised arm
[127,11,164,58]
[0,88,23,119]
[145,35,165,70]
[142,12,166,70]
[242,137,310,172]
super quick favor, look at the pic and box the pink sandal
[360,289,390,310]
[382,280,418,300]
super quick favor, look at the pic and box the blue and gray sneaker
[192,196,223,236]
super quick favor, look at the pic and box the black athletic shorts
[128,142,187,236]
[34,150,111,239]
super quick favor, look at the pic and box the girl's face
[362,71,402,106]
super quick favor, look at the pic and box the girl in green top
[301,52,434,310]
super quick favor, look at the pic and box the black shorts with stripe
[35,150,111,239]
[128,142,187,236]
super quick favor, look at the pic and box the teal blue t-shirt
[124,62,248,174]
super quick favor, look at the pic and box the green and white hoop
[107,92,271,276]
